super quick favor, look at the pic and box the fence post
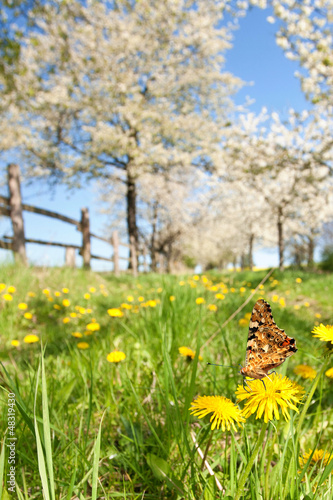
[65,247,76,268]
[80,207,91,269]
[130,235,138,277]
[112,231,120,277]
[8,164,27,265]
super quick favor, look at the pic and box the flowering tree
[8,0,244,253]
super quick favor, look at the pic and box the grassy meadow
[0,264,333,499]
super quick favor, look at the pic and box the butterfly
[240,299,297,386]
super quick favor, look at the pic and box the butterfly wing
[243,299,297,379]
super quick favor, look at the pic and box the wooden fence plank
[81,207,91,269]
[0,239,13,250]
[112,231,120,276]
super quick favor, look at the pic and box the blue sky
[0,6,313,271]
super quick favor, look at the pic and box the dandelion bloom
[62,288,69,294]
[208,304,217,312]
[239,287,246,293]
[148,300,157,307]
[70,312,77,318]
[77,342,89,350]
[7,286,16,294]
[107,351,126,363]
[230,288,235,293]
[0,283,6,291]
[42,289,50,296]
[179,346,203,361]
[121,303,132,310]
[295,278,302,284]
[244,312,251,320]
[108,308,124,317]
[236,374,302,423]
[315,313,322,319]
[72,332,83,338]
[299,449,333,468]
[157,287,163,293]
[294,304,300,310]
[3,294,13,301]
[210,285,218,292]
[304,302,310,308]
[23,334,39,344]
[54,291,61,297]
[89,287,96,293]
[24,312,33,320]
[63,317,70,324]
[272,295,279,302]
[215,293,225,300]
[11,340,20,347]
[53,304,61,310]
[86,322,100,332]
[27,291,36,297]
[62,299,70,307]
[190,395,245,431]
[169,296,176,302]
[138,296,144,302]
[196,297,205,305]
[312,324,333,344]
[238,318,248,327]
[279,298,286,307]
[294,365,317,380]
[179,281,185,286]
[84,293,91,300]
[127,295,134,302]
[18,303,28,310]
[325,367,333,379]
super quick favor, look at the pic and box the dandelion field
[0,264,333,499]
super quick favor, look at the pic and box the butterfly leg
[243,377,255,393]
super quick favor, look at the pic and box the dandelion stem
[234,422,268,500]
[200,431,213,471]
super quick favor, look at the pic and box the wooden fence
[0,164,149,275]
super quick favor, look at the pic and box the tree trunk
[248,233,254,271]
[277,206,284,271]
[126,167,139,269]
[307,236,315,269]
[8,163,27,265]
[150,202,158,272]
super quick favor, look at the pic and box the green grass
[0,264,333,499]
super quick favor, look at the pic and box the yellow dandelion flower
[3,294,13,301]
[53,304,61,310]
[78,307,86,314]
[48,297,54,302]
[244,312,251,320]
[24,312,33,320]
[190,395,245,431]
[0,283,6,292]
[240,287,246,293]
[132,305,140,313]
[208,304,217,312]
[294,365,317,380]
[77,342,89,350]
[127,295,134,302]
[148,300,157,307]
[42,289,50,295]
[86,322,100,331]
[230,288,235,293]
[138,296,144,302]
[179,281,185,286]
[84,293,91,300]
[193,275,200,281]
[18,302,28,310]
[107,308,124,317]
[279,298,286,307]
[210,285,218,292]
[312,324,333,344]
[11,340,20,347]
[325,367,333,379]
[296,278,302,284]
[215,293,225,300]
[121,303,132,310]
[63,317,70,324]
[107,351,126,363]
[86,308,92,314]
[169,295,176,302]
[315,313,322,319]
[7,286,16,294]
[62,288,69,293]
[27,291,36,297]
[72,332,83,338]
[272,295,279,302]
[294,304,300,310]
[23,334,39,344]
[54,291,61,297]
[89,287,96,293]
[300,449,333,468]
[196,297,205,305]
[236,374,302,423]
[157,287,163,293]
[62,299,70,307]
[239,318,248,327]
[259,284,264,290]
[70,312,77,318]
[179,346,203,361]
[304,302,310,308]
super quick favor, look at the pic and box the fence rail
[0,164,148,275]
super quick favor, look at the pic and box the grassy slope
[0,264,332,498]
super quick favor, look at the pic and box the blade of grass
[0,432,6,500]
[41,350,55,500]
[91,412,105,500]
[34,362,50,500]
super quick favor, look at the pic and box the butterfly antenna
[207,363,235,368]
